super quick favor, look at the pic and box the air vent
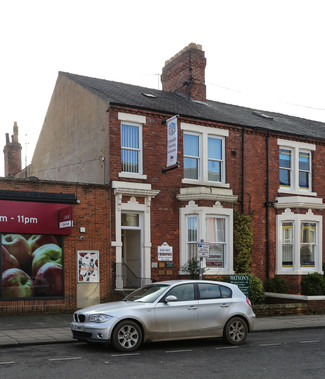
[141,92,156,98]
[252,111,274,120]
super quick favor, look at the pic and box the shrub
[265,276,289,293]
[301,273,325,296]
[249,274,265,304]
[181,258,204,279]
[233,209,253,274]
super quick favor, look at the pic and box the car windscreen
[124,284,170,303]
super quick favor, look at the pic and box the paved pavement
[0,312,325,348]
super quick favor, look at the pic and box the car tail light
[246,297,252,308]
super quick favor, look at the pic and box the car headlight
[88,314,113,323]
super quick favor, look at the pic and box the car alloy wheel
[224,317,248,345]
[112,320,142,352]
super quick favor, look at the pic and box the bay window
[276,209,322,274]
[180,202,233,275]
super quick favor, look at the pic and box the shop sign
[158,242,173,261]
[59,206,72,229]
[229,275,250,297]
[0,200,72,235]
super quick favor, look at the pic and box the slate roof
[61,71,325,140]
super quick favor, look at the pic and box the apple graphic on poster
[2,268,34,298]
[1,246,20,272]
[32,244,62,277]
[2,234,31,269]
[35,262,63,296]
[28,234,59,254]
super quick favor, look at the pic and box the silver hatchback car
[71,280,255,352]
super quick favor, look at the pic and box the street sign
[197,242,210,258]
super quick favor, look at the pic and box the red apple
[1,246,20,272]
[2,268,34,298]
[32,244,62,277]
[2,234,31,269]
[28,234,58,254]
[35,262,63,296]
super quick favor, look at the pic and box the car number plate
[72,324,84,332]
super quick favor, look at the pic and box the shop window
[1,233,64,299]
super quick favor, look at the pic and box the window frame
[276,209,323,275]
[118,112,147,180]
[278,139,315,195]
[180,202,234,275]
[121,122,143,175]
[181,123,229,188]
[183,132,201,180]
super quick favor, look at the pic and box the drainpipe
[265,131,271,279]
[241,127,245,213]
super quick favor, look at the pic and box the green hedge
[301,273,325,296]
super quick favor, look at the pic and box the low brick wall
[253,293,325,317]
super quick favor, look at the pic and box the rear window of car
[198,283,232,299]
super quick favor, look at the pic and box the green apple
[32,244,62,277]
[2,268,34,298]
[2,234,31,268]
[28,234,59,254]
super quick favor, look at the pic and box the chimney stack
[3,121,22,177]
[161,43,206,102]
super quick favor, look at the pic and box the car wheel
[112,320,143,352]
[224,317,248,345]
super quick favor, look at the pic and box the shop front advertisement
[0,200,72,300]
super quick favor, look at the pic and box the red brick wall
[0,178,111,314]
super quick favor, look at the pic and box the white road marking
[215,346,239,350]
[259,343,282,347]
[0,361,15,365]
[49,357,82,361]
[110,353,141,357]
[299,340,320,344]
[166,349,192,353]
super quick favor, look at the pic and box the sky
[1,0,325,177]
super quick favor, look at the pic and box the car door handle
[220,304,230,308]
[187,306,198,310]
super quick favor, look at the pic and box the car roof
[151,279,237,288]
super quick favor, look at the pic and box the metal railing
[115,262,152,289]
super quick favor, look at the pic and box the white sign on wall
[158,242,173,261]
[166,115,178,167]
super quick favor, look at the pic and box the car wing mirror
[165,295,177,303]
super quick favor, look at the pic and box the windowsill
[278,188,317,197]
[118,172,147,180]
[182,178,230,188]
[275,269,322,275]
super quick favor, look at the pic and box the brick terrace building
[2,43,325,312]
